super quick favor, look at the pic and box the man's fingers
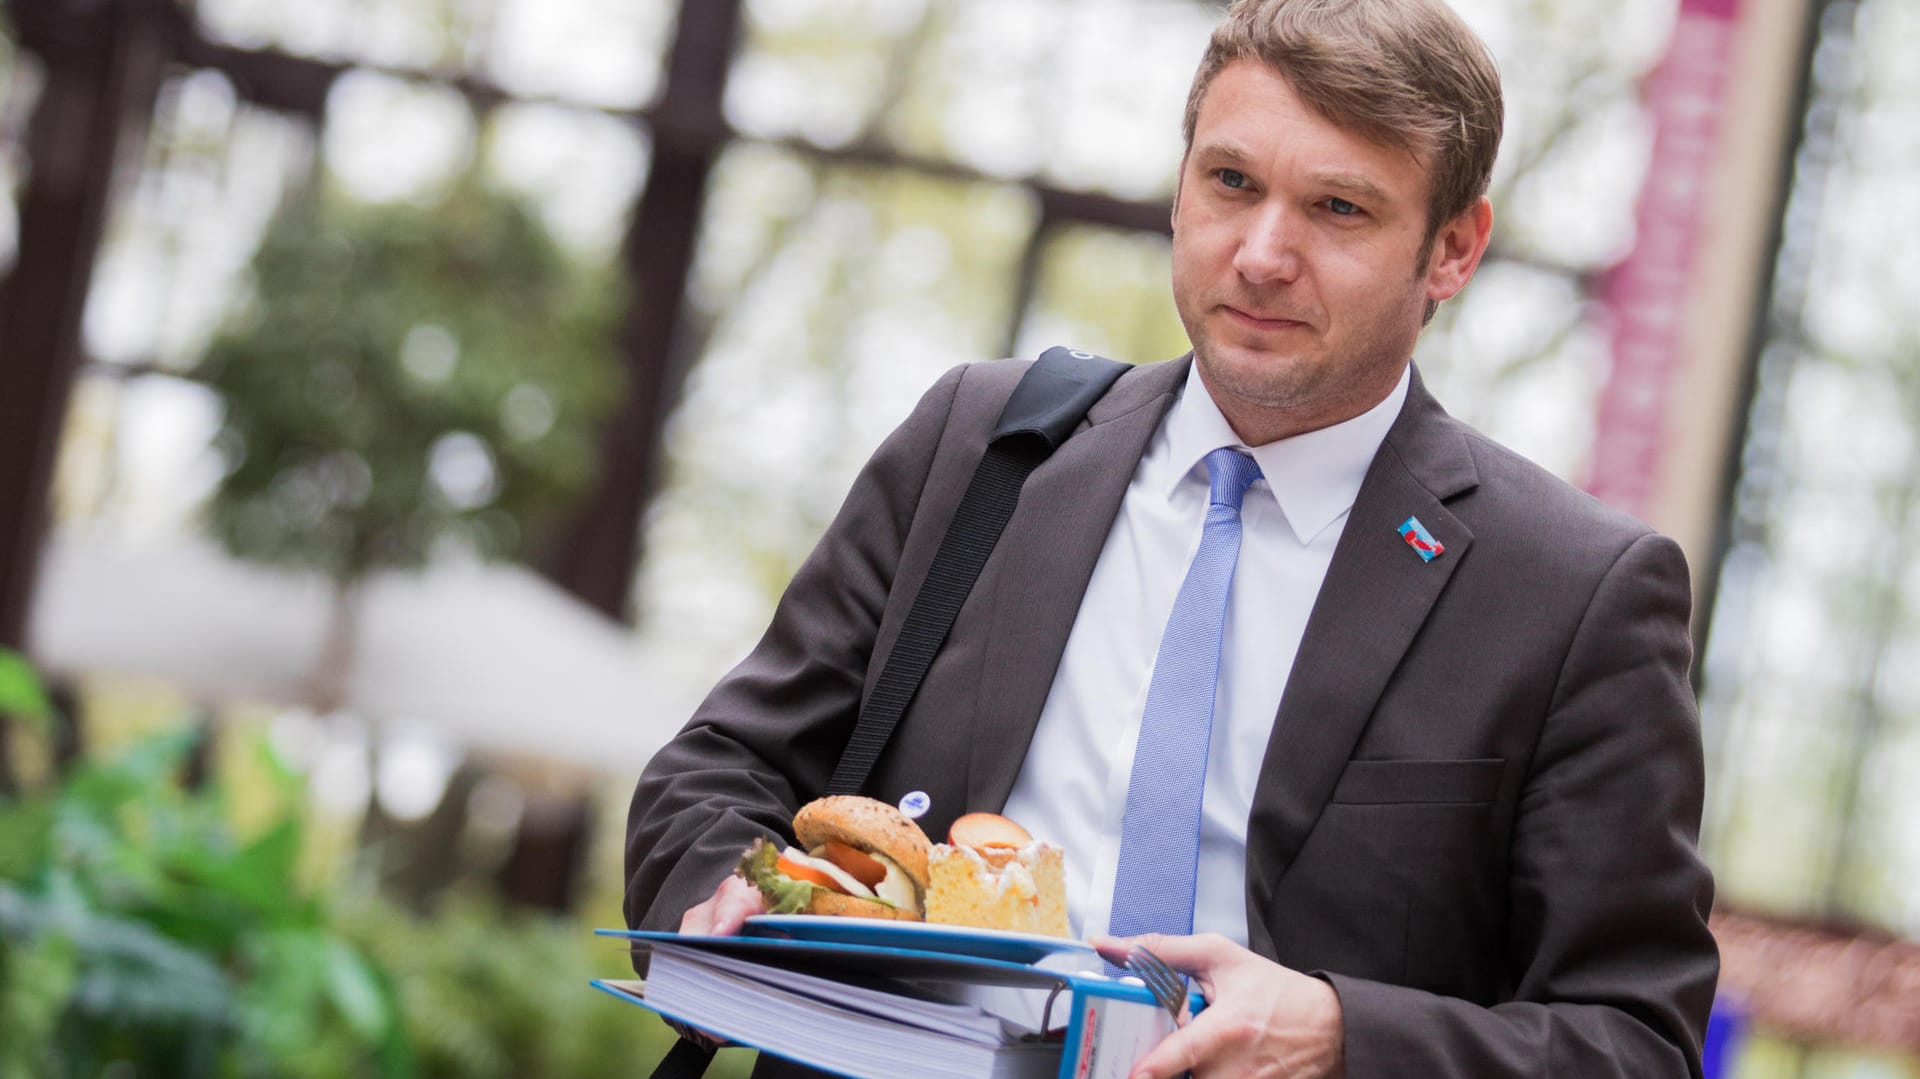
[1089,933,1132,965]
[1096,931,1236,1007]
[1125,931,1236,972]
[678,890,715,934]
[1099,933,1341,1077]
[679,875,765,936]
[1127,1018,1209,1079]
[1090,931,1223,966]
[709,876,767,935]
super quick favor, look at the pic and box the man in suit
[626,0,1719,1075]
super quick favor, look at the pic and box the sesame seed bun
[793,796,932,888]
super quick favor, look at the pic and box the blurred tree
[195,173,622,712]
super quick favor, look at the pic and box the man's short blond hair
[1184,0,1504,242]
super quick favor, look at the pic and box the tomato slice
[776,854,847,893]
[819,841,888,888]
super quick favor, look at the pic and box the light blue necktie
[1108,447,1262,953]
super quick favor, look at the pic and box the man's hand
[1092,932,1345,1079]
[678,874,767,936]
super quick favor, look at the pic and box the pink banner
[1584,0,1744,515]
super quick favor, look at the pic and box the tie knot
[1203,447,1262,510]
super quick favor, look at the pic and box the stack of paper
[602,944,1059,1079]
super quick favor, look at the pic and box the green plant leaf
[164,815,305,921]
[324,937,391,1040]
[0,915,78,1078]
[0,648,51,733]
[59,903,235,1028]
[0,803,51,881]
[251,733,304,799]
[65,727,196,808]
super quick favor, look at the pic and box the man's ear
[1424,196,1493,302]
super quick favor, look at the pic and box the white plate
[743,915,1095,965]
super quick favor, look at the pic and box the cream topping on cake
[941,842,1053,892]
[924,838,1069,937]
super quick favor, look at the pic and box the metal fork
[1125,945,1191,1025]
[1126,946,1198,1079]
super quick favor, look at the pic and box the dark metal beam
[535,0,745,620]
[0,0,171,649]
[173,29,344,117]
[173,28,1183,241]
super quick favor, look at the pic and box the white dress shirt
[998,360,1409,945]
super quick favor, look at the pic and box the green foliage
[338,897,749,1079]
[0,706,411,1078]
[0,656,750,1078]
[197,175,622,580]
[0,649,51,735]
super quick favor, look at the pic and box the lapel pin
[1397,516,1445,563]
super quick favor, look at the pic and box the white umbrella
[26,525,695,775]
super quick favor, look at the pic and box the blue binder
[591,925,1169,1079]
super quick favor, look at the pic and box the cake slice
[925,837,1070,937]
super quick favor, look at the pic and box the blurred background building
[0,0,1916,1075]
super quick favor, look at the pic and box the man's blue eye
[1328,197,1360,216]
[1218,169,1248,189]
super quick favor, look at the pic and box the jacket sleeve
[1327,532,1719,1077]
[622,363,970,935]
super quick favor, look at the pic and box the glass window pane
[484,102,649,261]
[194,0,474,69]
[321,71,475,203]
[84,70,316,370]
[194,0,678,109]
[1015,225,1186,364]
[631,144,1036,687]
[486,0,680,110]
[1701,0,1920,937]
[730,0,1212,197]
[1415,259,1604,479]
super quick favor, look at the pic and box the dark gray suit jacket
[626,356,1718,1077]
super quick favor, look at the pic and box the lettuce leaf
[737,838,816,915]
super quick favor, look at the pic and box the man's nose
[1233,204,1303,284]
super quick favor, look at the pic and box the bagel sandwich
[738,795,932,920]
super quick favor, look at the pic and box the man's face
[1170,59,1489,443]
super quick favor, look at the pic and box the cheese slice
[871,856,921,915]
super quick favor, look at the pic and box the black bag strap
[826,346,1128,796]
[647,346,1128,1079]
[647,1033,716,1079]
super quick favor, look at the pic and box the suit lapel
[1242,369,1481,959]
[966,357,1189,812]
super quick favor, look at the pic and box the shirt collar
[1160,360,1410,545]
